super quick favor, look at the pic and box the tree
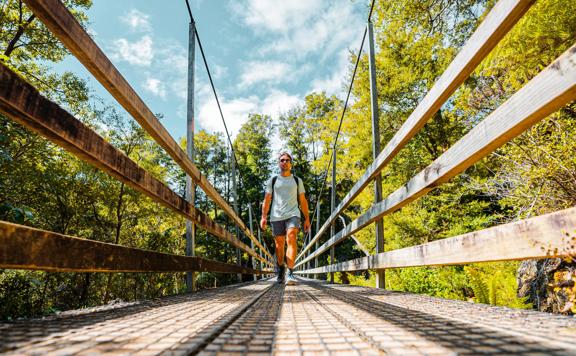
[455,0,576,312]
[234,113,274,210]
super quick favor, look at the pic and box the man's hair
[278,151,293,161]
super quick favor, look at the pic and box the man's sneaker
[276,264,285,284]
[285,269,297,285]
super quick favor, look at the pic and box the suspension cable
[184,0,243,196]
[302,0,376,258]
[184,0,376,261]
[184,0,271,260]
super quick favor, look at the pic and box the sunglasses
[279,159,291,163]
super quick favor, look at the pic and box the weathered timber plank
[0,221,265,273]
[22,0,272,261]
[0,63,268,266]
[298,0,533,260]
[297,206,576,273]
[296,43,576,267]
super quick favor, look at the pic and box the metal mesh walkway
[1,278,575,355]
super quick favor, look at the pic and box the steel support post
[368,20,385,289]
[307,231,312,277]
[305,233,310,278]
[314,201,320,280]
[185,21,196,293]
[248,204,257,281]
[330,150,336,284]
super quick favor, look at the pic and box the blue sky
[57,0,369,147]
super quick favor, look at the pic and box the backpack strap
[271,176,278,207]
[293,175,301,197]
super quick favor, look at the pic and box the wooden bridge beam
[297,206,576,273]
[21,0,272,262]
[298,0,534,261]
[0,221,266,274]
[297,42,576,268]
[0,63,268,266]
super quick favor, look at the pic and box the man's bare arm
[260,193,272,230]
[299,193,311,232]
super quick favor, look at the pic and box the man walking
[260,152,311,285]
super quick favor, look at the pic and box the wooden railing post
[248,204,257,281]
[185,19,197,293]
[305,233,310,278]
[368,20,385,289]
[257,216,265,277]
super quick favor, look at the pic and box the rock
[517,258,575,314]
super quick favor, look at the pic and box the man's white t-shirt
[266,174,305,222]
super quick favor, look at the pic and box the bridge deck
[1,278,575,355]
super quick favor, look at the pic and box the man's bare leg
[286,228,299,269]
[274,236,286,282]
[275,236,286,266]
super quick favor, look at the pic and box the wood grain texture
[297,207,576,273]
[0,63,268,266]
[0,221,265,274]
[297,43,576,267]
[298,0,534,260]
[22,0,272,261]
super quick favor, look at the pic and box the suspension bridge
[1,0,576,354]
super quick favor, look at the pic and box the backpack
[271,175,302,214]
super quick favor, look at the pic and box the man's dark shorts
[271,216,301,236]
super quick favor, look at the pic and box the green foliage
[234,113,274,210]
[0,202,34,224]
[1,0,573,320]
[465,267,490,304]
[464,263,531,308]
[335,271,375,287]
[385,266,468,301]
[0,270,45,319]
[318,0,572,314]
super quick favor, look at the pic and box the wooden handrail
[298,0,533,260]
[297,207,576,273]
[0,221,268,273]
[297,43,576,268]
[22,0,272,261]
[0,63,269,266]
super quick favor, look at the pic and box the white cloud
[171,77,188,100]
[310,73,344,97]
[161,52,188,74]
[213,64,228,80]
[261,90,301,117]
[232,0,363,60]
[239,61,292,88]
[310,51,350,97]
[153,45,227,103]
[260,91,301,154]
[120,9,151,32]
[143,77,166,99]
[197,90,301,140]
[198,95,260,136]
[160,52,188,99]
[111,35,154,66]
[231,0,324,33]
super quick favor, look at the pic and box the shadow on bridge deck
[1,278,575,355]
